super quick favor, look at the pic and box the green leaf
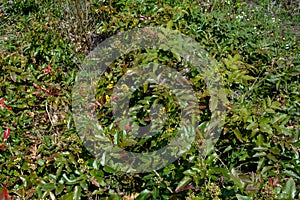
[56,164,64,178]
[229,168,244,188]
[103,166,117,173]
[283,178,296,199]
[42,183,55,191]
[49,191,56,200]
[259,122,272,134]
[224,145,233,153]
[62,173,81,185]
[272,114,288,124]
[166,20,173,30]
[80,180,88,190]
[60,192,74,199]
[256,134,264,147]
[271,101,281,109]
[37,158,45,166]
[73,185,81,200]
[236,194,253,200]
[136,189,152,200]
[175,176,192,192]
[210,96,218,112]
[183,169,196,176]
[143,82,148,93]
[253,152,267,157]
[198,122,209,132]
[233,128,244,142]
[269,146,280,155]
[267,96,272,107]
[246,122,258,130]
[283,170,300,179]
[55,183,64,196]
[93,159,101,170]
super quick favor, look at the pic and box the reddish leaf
[123,125,132,131]
[48,90,60,96]
[93,105,98,110]
[176,185,199,193]
[91,178,100,187]
[0,187,9,200]
[43,63,52,74]
[0,98,11,110]
[0,98,5,109]
[95,99,103,106]
[5,106,12,110]
[111,95,118,100]
[269,177,282,188]
[119,152,129,158]
[0,144,6,149]
[3,128,10,142]
[268,177,273,186]
[33,83,41,90]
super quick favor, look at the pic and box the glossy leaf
[283,178,296,199]
[175,176,192,193]
[136,189,152,200]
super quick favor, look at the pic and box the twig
[45,102,54,128]
[153,170,173,193]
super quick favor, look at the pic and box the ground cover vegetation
[0,0,299,199]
